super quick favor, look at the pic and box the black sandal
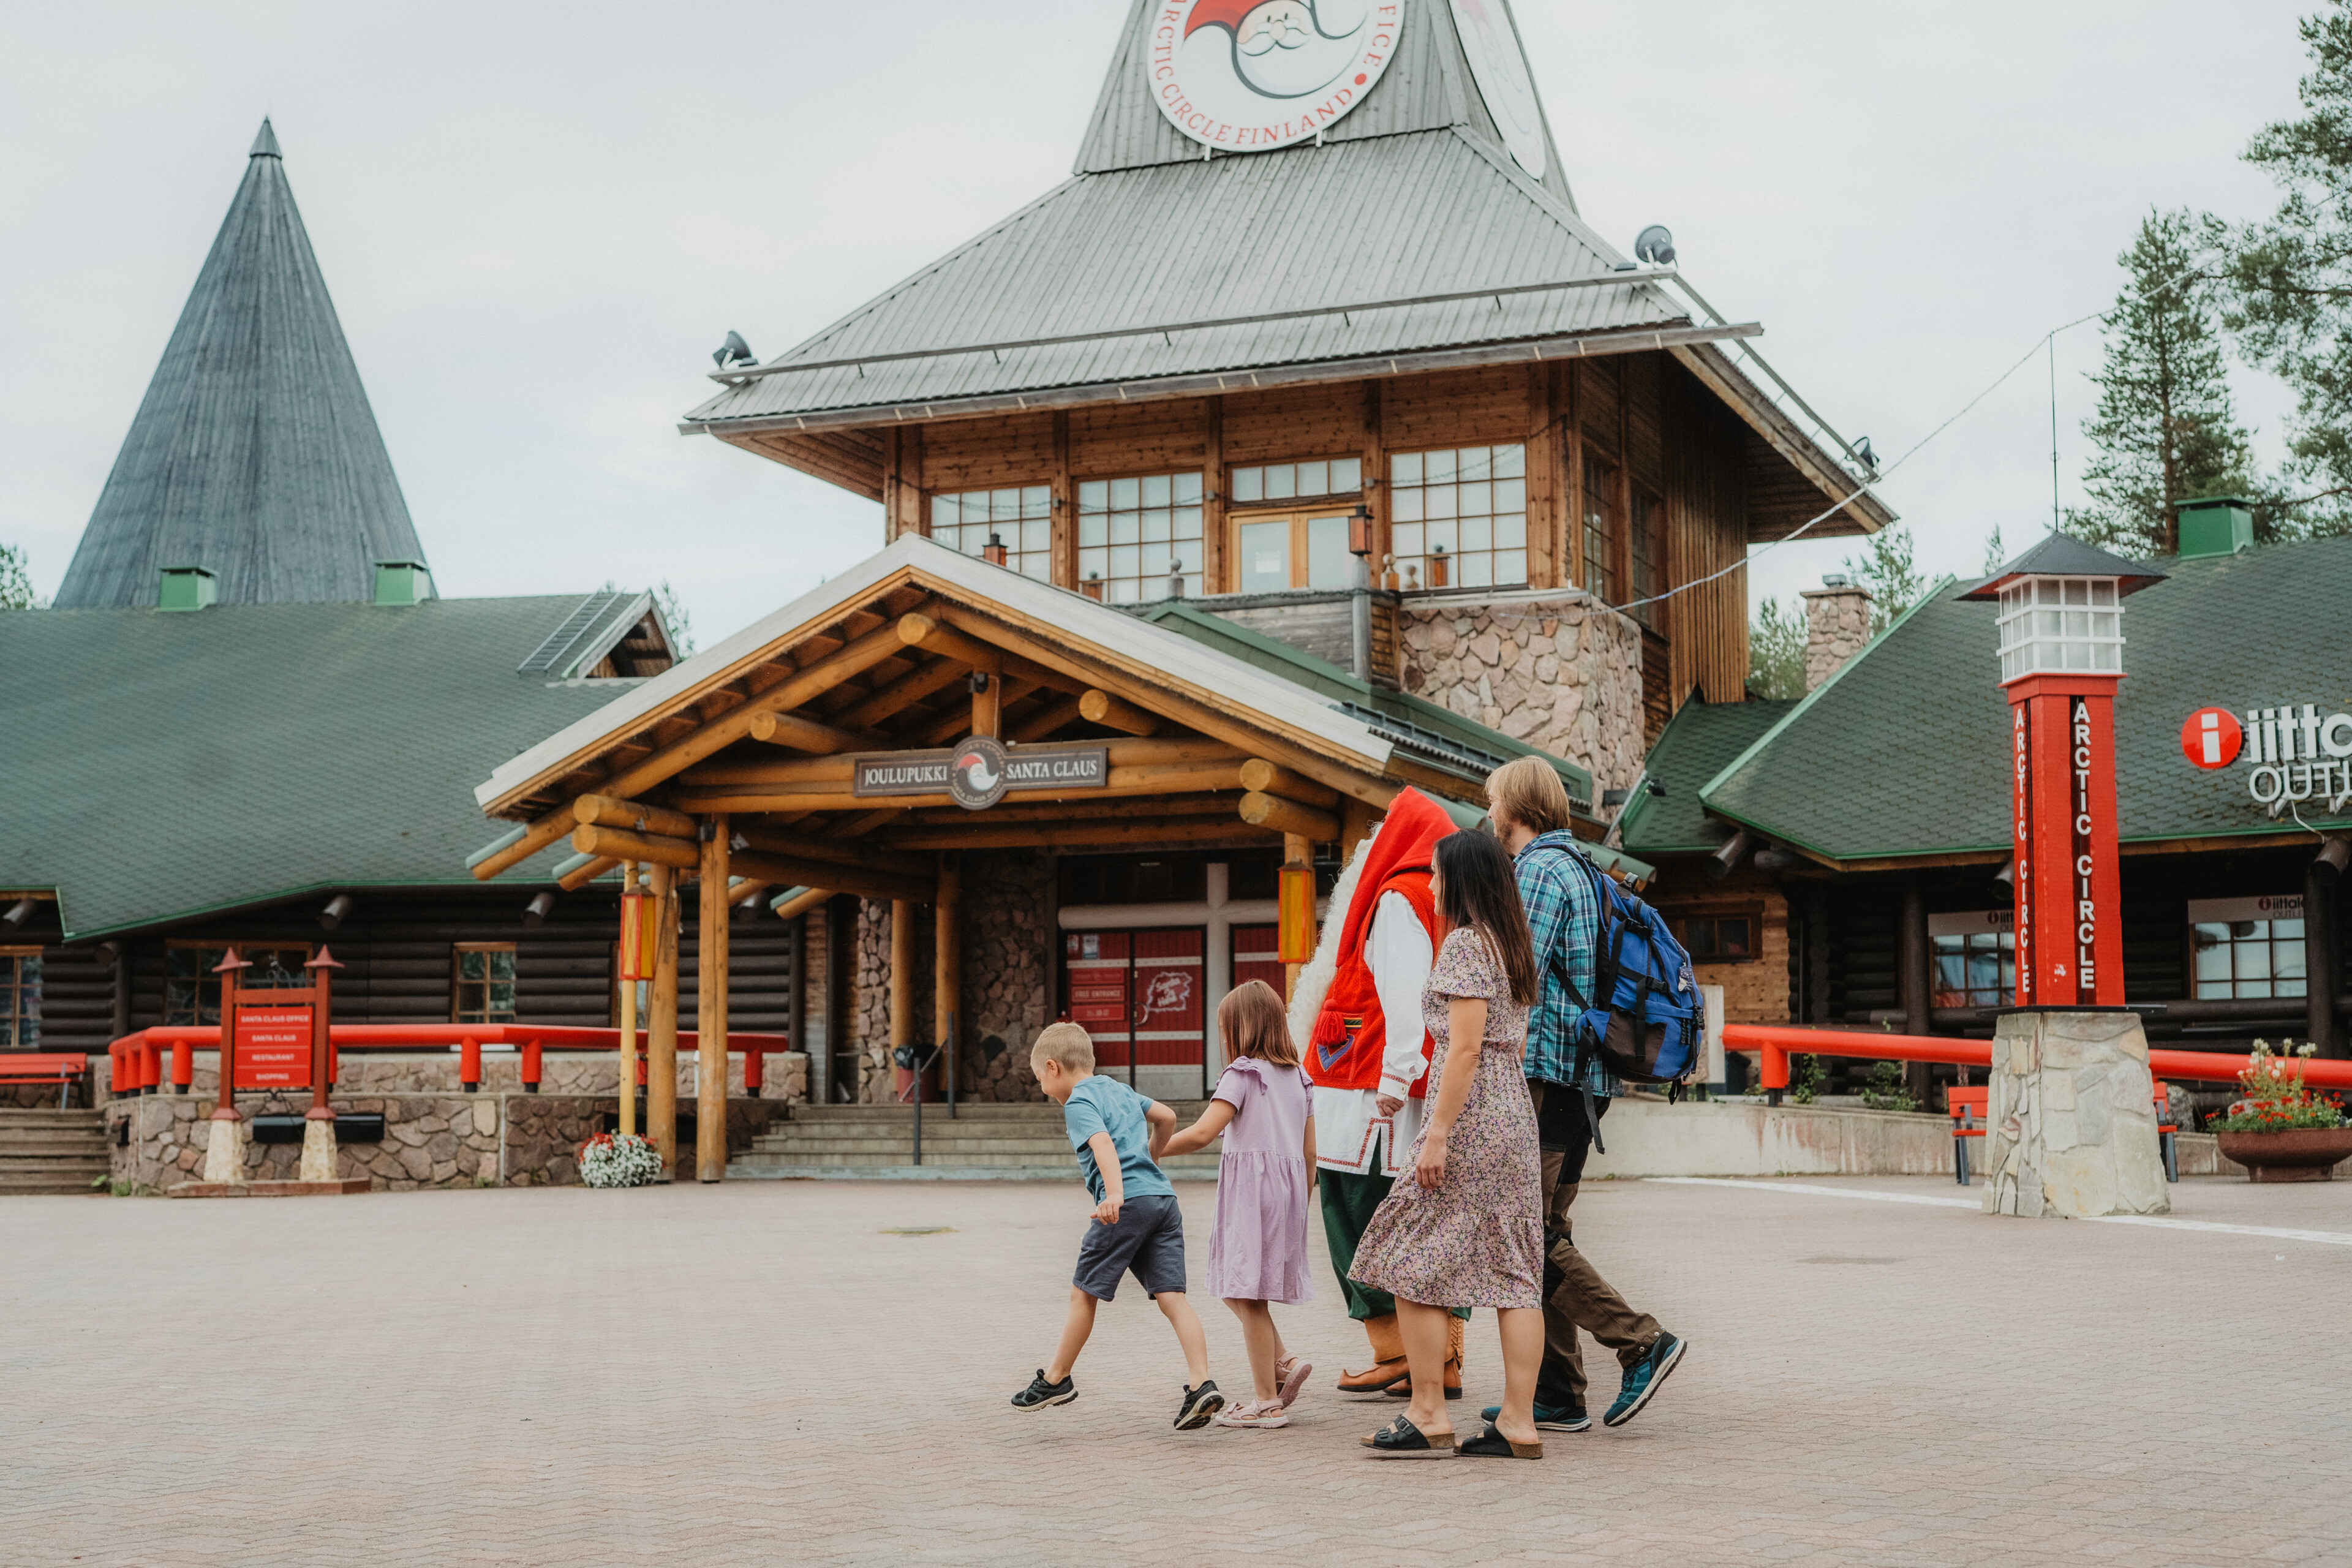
[1363,1414,1457,1458]
[1458,1420,1543,1460]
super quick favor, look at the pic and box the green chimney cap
[157,566,217,611]
[2176,499,2253,560]
[372,560,432,607]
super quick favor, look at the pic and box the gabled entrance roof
[470,536,1639,886]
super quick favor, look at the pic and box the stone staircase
[731,1101,1224,1180]
[0,1107,111,1195]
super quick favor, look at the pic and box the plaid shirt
[1513,830,1619,1097]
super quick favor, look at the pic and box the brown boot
[1444,1313,1466,1398]
[1338,1313,1410,1395]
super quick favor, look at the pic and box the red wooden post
[460,1036,481,1093]
[172,1037,192,1091]
[745,1044,764,1098]
[211,950,251,1125]
[2008,677,2125,1006]
[304,949,342,1125]
[137,1040,156,1094]
[521,1038,542,1093]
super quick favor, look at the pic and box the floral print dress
[1346,927,1545,1310]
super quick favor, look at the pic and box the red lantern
[1277,863,1316,965]
[618,888,656,981]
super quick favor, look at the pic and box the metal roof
[53,119,429,609]
[516,589,662,679]
[1073,0,1578,211]
[1697,537,2352,864]
[0,594,639,941]
[682,127,1706,435]
[1959,532,2169,600]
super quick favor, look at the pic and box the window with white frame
[1,949,39,1047]
[1995,577,2123,682]
[1390,445,1528,591]
[931,487,1053,582]
[1930,912,2016,1008]
[1230,458,1361,505]
[2189,896,2305,1000]
[1077,473,1203,603]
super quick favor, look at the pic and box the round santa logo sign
[1147,1,1403,153]
[2180,707,2242,769]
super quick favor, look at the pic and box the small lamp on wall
[1348,503,1374,558]
[982,532,1009,567]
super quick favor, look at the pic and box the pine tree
[1981,525,2008,576]
[1746,596,1806,699]
[656,580,696,656]
[0,543,40,609]
[2219,2,2352,537]
[1842,522,1924,635]
[2071,209,2255,554]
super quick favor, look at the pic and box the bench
[1950,1081,2181,1185]
[0,1052,91,1109]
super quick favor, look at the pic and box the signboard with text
[851,740,1108,812]
[233,1004,314,1090]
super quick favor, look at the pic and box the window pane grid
[1627,491,1664,627]
[932,487,1054,582]
[1391,445,1526,591]
[1996,577,2124,682]
[1932,932,2016,1008]
[164,944,311,1025]
[453,944,519,1025]
[1581,451,1618,601]
[2,952,39,1047]
[1079,472,1203,603]
[2192,920,2307,1000]
[1229,457,1360,507]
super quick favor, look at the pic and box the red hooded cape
[1305,787,1455,1093]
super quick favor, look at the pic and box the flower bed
[578,1132,663,1188]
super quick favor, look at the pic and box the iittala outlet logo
[2184,702,2352,812]
[1147,1,1401,152]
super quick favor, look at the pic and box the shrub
[578,1131,663,1188]
[2212,1041,2346,1133]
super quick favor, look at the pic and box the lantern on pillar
[1962,537,2165,1008]
[618,883,657,982]
[1277,862,1317,965]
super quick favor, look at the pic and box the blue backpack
[1539,843,1705,1096]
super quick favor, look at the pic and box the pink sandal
[1275,1355,1313,1409]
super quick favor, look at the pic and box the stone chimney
[1800,576,1874,692]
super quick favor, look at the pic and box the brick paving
[7,1173,2350,1566]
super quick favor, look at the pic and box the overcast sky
[0,1,2323,643]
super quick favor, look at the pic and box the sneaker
[1213,1398,1289,1430]
[1011,1369,1076,1411]
[1481,1401,1591,1432]
[1604,1333,1686,1428]
[1174,1379,1226,1430]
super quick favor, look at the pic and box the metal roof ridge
[1697,578,1956,811]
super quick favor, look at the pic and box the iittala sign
[2180,703,2352,812]
[1147,1,1402,151]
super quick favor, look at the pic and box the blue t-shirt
[1062,1076,1175,1203]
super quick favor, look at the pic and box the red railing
[1723,1023,2352,1098]
[104,1023,794,1097]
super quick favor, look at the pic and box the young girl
[1156,981,1317,1429]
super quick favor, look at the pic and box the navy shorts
[1071,1191,1187,1301]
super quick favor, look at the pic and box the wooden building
[1618,517,2352,1108]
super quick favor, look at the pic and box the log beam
[769,885,834,923]
[1079,688,1161,736]
[1239,758,1341,810]
[731,848,933,905]
[696,819,729,1182]
[557,855,620,892]
[574,793,698,840]
[736,824,933,880]
[897,612,1001,674]
[829,657,967,731]
[1240,791,1340,842]
[670,762,1247,816]
[680,736,1237,788]
[882,818,1280,852]
[647,862,680,1176]
[572,823,700,870]
[470,815,574,881]
[746,709,875,755]
[1008,694,1085,742]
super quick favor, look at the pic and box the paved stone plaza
[9,1173,2348,1566]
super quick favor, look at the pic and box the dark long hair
[1433,831,1540,1006]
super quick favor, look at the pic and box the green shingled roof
[0,596,643,940]
[1699,536,2352,863]
[1617,696,1796,856]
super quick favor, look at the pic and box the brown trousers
[1531,1082,1660,1409]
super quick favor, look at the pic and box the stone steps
[0,1108,110,1194]
[736,1101,1223,1175]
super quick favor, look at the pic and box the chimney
[1800,575,1873,692]
[157,565,216,611]
[372,560,432,606]
[2176,496,2253,560]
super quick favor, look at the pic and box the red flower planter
[2215,1127,2352,1183]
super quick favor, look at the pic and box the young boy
[1011,1022,1225,1429]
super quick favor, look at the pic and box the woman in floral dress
[1348,829,1547,1460]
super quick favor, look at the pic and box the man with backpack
[1482,755,1687,1433]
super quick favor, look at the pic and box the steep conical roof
[54,118,429,608]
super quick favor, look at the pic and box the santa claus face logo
[949,734,1012,810]
[1147,0,1403,153]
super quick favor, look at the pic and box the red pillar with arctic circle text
[2008,676,2124,1006]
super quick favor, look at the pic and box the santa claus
[1287,785,1467,1398]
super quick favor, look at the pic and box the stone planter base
[2215,1128,2352,1183]
[168,1178,372,1199]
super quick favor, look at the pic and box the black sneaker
[1482,1401,1591,1432]
[1604,1333,1686,1427]
[1174,1379,1226,1430]
[1011,1369,1076,1411]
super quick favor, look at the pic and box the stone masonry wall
[1801,584,1874,693]
[1398,590,1647,794]
[851,852,1053,1104]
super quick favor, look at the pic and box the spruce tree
[0,543,39,610]
[2220,1,2352,537]
[1842,522,1924,635]
[2072,209,2255,554]
[1746,597,1806,699]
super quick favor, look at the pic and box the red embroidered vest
[1306,870,1441,1096]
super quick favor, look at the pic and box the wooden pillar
[1284,831,1313,1002]
[1564,364,1586,592]
[1526,363,1559,589]
[1202,396,1227,594]
[890,898,918,1093]
[1340,795,1381,866]
[1613,360,1633,604]
[824,895,851,1104]
[1362,381,1389,575]
[647,861,680,1176]
[619,861,639,1137]
[972,671,1001,739]
[1051,410,1076,589]
[787,911,807,1102]
[936,853,962,1103]
[1900,879,1933,1103]
[696,818,731,1182]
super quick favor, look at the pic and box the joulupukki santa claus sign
[1148,1,1403,151]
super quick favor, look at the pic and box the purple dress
[1347,928,1544,1310]
[1205,1057,1316,1304]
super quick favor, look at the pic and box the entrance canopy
[469,535,1627,891]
